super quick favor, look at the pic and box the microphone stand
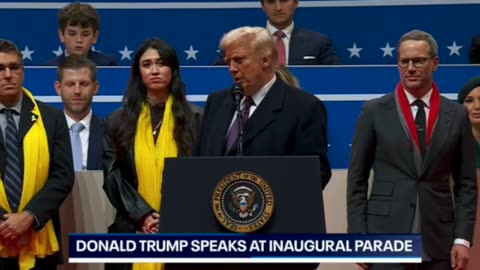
[234,97,244,156]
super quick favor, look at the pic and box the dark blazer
[0,96,74,264]
[469,35,480,64]
[214,27,340,65]
[86,114,105,170]
[347,92,477,260]
[197,78,331,188]
[44,50,117,66]
[103,104,203,233]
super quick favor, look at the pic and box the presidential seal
[212,171,274,233]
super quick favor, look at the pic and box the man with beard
[55,54,104,171]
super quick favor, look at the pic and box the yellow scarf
[0,88,58,270]
[133,96,177,270]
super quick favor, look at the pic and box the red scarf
[396,82,440,154]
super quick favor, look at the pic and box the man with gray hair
[347,29,477,270]
[197,25,331,270]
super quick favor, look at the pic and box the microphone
[231,83,244,103]
[231,84,244,156]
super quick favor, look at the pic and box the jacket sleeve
[346,101,376,234]
[102,114,154,229]
[24,109,74,230]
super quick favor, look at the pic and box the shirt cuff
[454,238,470,248]
[24,210,41,229]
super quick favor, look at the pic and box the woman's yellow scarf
[133,96,177,270]
[0,88,57,270]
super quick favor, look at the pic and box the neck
[65,109,90,122]
[270,20,292,31]
[147,89,169,105]
[0,92,22,108]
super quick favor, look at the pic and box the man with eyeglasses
[0,39,74,270]
[347,30,477,270]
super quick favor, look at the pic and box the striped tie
[2,108,23,212]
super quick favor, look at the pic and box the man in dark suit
[55,54,104,171]
[347,30,477,270]
[197,26,330,270]
[44,2,116,66]
[0,39,74,270]
[214,0,340,65]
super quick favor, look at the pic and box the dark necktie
[413,99,427,158]
[274,31,286,65]
[1,108,23,212]
[225,96,254,153]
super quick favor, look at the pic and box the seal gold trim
[212,171,274,233]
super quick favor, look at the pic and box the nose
[474,100,480,110]
[228,61,238,74]
[3,67,12,78]
[151,64,160,74]
[76,34,83,43]
[73,84,81,94]
[406,60,416,72]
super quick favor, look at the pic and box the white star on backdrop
[21,46,35,60]
[91,46,101,52]
[447,41,462,56]
[347,43,362,58]
[184,45,199,60]
[380,42,395,58]
[52,46,63,56]
[118,45,133,61]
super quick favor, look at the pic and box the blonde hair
[220,26,277,63]
[276,65,300,88]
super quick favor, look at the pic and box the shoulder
[35,99,64,118]
[89,51,117,66]
[105,107,124,128]
[91,113,106,128]
[43,56,62,66]
[189,103,203,116]
[293,27,332,43]
[206,88,230,103]
[440,95,467,114]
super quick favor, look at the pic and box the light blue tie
[71,122,85,171]
[2,108,23,212]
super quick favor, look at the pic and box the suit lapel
[215,95,236,155]
[243,79,284,145]
[391,94,420,176]
[18,96,35,141]
[87,115,104,170]
[288,28,300,63]
[421,98,453,173]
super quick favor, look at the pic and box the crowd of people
[0,1,479,270]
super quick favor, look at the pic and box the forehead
[467,87,480,97]
[398,40,430,57]
[61,68,93,81]
[64,25,94,32]
[225,40,252,56]
[0,52,21,65]
[140,48,161,61]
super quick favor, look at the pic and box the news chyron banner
[70,234,421,263]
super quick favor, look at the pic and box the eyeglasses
[398,57,432,68]
[0,63,22,76]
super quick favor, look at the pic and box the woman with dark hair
[458,75,480,270]
[103,38,202,270]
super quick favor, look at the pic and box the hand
[356,263,370,270]
[451,244,469,270]
[0,212,34,244]
[142,212,159,234]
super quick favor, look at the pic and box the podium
[159,156,326,234]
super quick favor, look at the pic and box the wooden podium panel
[59,171,115,270]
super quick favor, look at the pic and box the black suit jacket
[347,92,477,259]
[469,35,480,64]
[44,50,117,66]
[197,78,331,188]
[0,96,74,263]
[213,27,340,65]
[86,114,105,170]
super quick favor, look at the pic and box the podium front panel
[160,156,326,234]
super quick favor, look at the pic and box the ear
[262,56,271,69]
[92,30,99,44]
[58,29,65,43]
[431,56,439,72]
[93,81,100,95]
[54,81,62,96]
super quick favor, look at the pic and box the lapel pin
[32,115,37,122]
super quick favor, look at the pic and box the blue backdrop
[25,65,480,169]
[2,0,480,65]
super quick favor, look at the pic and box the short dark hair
[58,2,100,32]
[57,54,97,82]
[0,39,23,66]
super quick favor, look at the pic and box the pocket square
[303,56,316,59]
